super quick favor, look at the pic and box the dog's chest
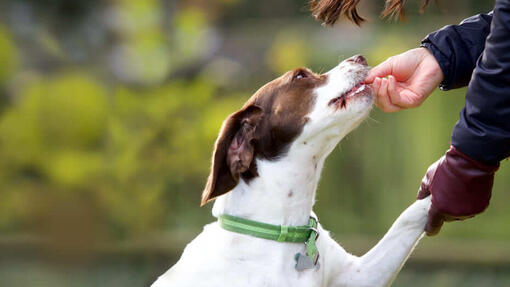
[155,223,323,287]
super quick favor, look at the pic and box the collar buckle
[308,226,320,241]
[303,217,320,267]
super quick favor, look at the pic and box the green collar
[218,214,320,270]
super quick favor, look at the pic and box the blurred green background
[0,0,509,286]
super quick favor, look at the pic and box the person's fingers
[372,77,383,106]
[366,59,393,83]
[373,77,387,110]
[372,77,400,113]
[380,78,388,100]
[387,76,406,108]
[425,206,445,236]
[372,76,381,91]
[375,78,401,113]
[416,186,430,200]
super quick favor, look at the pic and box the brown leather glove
[417,146,499,236]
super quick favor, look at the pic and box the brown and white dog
[152,55,431,287]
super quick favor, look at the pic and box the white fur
[152,59,431,287]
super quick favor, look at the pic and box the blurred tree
[1,0,510,285]
[266,30,309,74]
[0,0,506,243]
[0,25,18,88]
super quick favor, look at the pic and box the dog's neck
[213,136,340,226]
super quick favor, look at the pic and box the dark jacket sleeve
[421,12,493,90]
[450,0,510,165]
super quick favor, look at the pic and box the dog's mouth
[328,82,371,109]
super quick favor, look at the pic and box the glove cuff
[447,146,499,173]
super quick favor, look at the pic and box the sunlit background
[0,0,509,286]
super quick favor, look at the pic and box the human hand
[365,48,444,112]
[417,187,471,237]
[417,146,499,236]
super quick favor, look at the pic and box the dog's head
[201,55,373,205]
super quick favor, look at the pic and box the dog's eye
[294,70,308,80]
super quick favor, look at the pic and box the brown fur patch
[201,68,326,205]
[250,68,325,160]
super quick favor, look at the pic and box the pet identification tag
[295,253,320,271]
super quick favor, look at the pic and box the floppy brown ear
[201,105,263,206]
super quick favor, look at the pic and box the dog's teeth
[355,85,365,93]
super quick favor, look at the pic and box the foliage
[0,25,18,87]
[2,0,510,286]
[0,0,506,245]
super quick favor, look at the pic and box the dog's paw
[416,195,432,209]
[399,196,432,227]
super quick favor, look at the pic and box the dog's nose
[346,55,367,66]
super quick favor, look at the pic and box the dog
[152,55,431,287]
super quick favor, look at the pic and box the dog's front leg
[330,196,431,287]
[356,196,431,286]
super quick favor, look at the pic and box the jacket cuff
[420,41,452,91]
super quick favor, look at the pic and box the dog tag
[294,253,319,271]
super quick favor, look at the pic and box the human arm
[417,0,510,236]
[451,0,510,165]
[421,12,493,90]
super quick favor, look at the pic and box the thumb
[417,185,430,200]
[365,59,394,83]
[425,206,445,236]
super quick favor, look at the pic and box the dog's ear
[201,105,263,206]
